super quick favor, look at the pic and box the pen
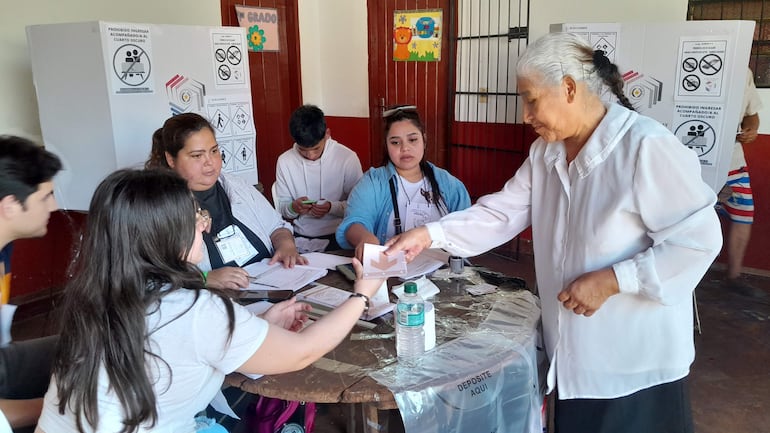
[247,275,282,289]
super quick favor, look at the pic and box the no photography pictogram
[682,74,701,92]
[699,54,723,76]
[682,57,697,72]
[218,64,232,81]
[215,48,227,63]
[226,46,242,65]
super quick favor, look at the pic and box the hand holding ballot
[384,226,433,262]
[361,243,407,279]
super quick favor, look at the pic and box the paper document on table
[302,252,352,270]
[402,248,450,280]
[243,260,327,292]
[297,282,394,321]
[392,276,440,300]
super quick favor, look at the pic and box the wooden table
[226,266,536,433]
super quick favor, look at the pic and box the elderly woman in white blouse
[385,32,721,433]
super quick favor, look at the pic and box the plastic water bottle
[396,281,425,366]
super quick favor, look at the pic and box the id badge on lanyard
[404,203,432,230]
[214,224,258,266]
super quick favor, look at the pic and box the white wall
[528,0,688,42]
[298,0,369,117]
[0,0,220,140]
[5,1,770,135]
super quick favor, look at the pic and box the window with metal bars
[688,0,769,86]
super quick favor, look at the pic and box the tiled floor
[10,248,770,432]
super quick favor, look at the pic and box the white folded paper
[392,276,440,301]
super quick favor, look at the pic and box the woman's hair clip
[383,105,418,118]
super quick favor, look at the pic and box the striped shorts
[718,166,754,224]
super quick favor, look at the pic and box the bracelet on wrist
[287,202,299,218]
[349,292,370,314]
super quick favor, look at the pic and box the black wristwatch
[349,292,370,314]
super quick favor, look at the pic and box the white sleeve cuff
[612,260,640,295]
[425,222,447,249]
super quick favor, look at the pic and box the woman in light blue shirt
[336,106,470,259]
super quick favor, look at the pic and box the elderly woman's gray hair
[516,32,634,111]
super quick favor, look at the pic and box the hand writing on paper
[205,266,249,290]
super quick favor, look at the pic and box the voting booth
[553,21,756,192]
[27,21,258,210]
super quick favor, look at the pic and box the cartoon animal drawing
[393,26,413,60]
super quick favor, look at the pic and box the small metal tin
[449,256,464,274]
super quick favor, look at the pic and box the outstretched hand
[351,258,385,298]
[383,226,432,262]
[262,297,312,332]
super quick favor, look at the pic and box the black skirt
[555,377,694,433]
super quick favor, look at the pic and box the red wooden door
[367,0,454,169]
[221,0,302,199]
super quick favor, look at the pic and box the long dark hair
[383,106,448,214]
[145,113,215,169]
[52,168,235,433]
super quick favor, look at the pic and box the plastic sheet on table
[370,291,545,433]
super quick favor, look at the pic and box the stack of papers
[301,252,352,270]
[297,282,394,321]
[243,260,327,292]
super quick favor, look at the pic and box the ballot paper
[297,281,394,321]
[361,243,406,279]
[401,248,450,280]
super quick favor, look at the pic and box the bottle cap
[404,281,418,294]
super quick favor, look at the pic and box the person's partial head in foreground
[0,135,61,242]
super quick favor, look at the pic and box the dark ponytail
[419,160,449,215]
[592,49,635,111]
[145,128,168,169]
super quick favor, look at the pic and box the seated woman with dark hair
[147,113,307,290]
[35,168,383,433]
[336,105,471,259]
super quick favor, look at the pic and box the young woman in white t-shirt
[36,169,381,433]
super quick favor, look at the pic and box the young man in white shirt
[274,105,363,252]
